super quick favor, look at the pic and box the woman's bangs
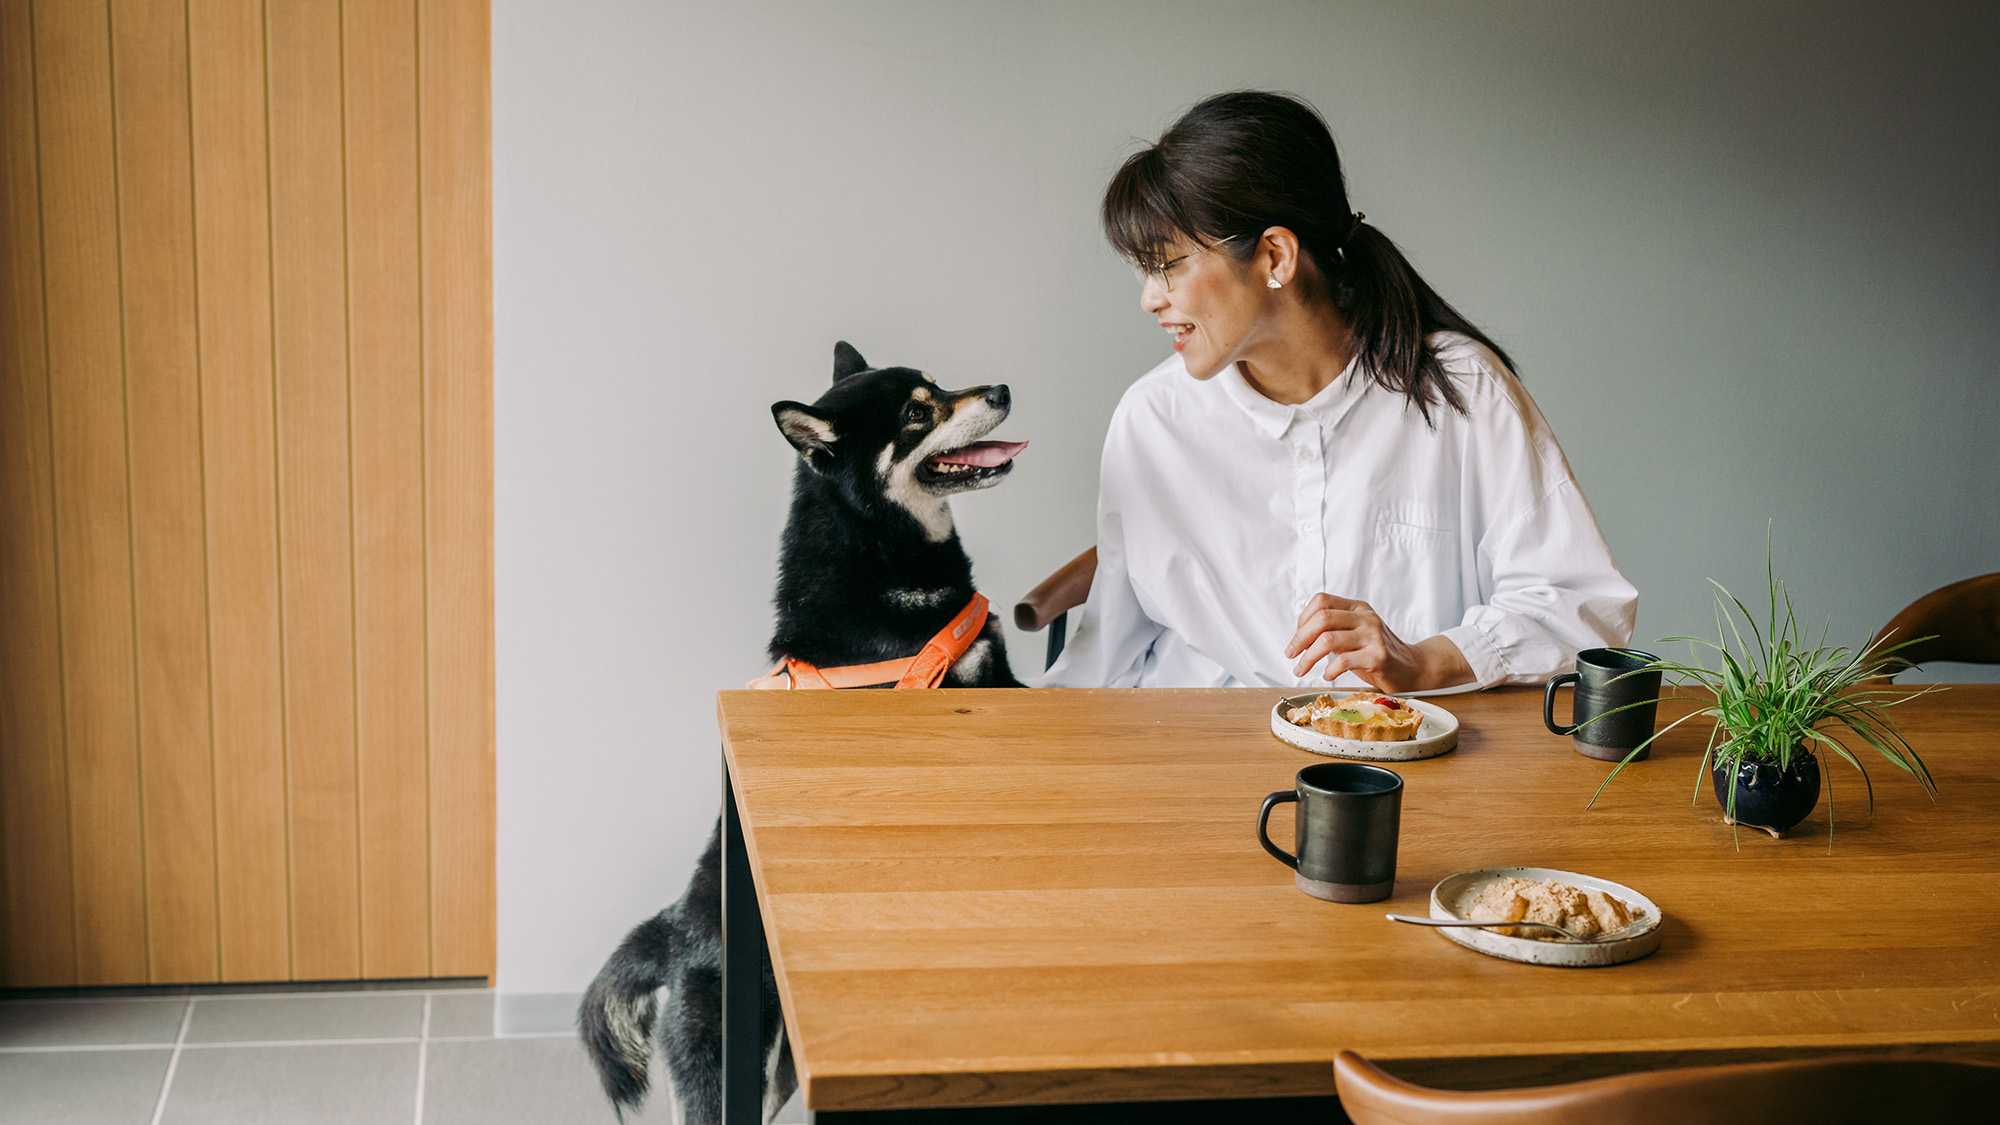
[1102,150,1195,270]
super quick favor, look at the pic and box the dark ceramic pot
[1711,749,1821,835]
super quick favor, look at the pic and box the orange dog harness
[747,593,991,690]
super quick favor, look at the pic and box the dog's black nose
[985,384,1010,409]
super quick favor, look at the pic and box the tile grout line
[185,1036,421,1047]
[412,993,433,1125]
[0,986,484,1004]
[147,998,195,1125]
[0,1032,572,1054]
[0,1043,177,1053]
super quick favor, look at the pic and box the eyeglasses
[1135,235,1243,292]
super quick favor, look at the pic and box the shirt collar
[1217,355,1367,438]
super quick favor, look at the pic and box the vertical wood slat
[268,0,360,983]
[348,0,431,979]
[189,0,290,983]
[421,0,495,980]
[36,0,150,986]
[0,0,78,988]
[112,0,220,985]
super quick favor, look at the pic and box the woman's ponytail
[1329,218,1516,424]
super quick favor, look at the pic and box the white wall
[492,0,2000,995]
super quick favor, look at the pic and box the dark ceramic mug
[1544,647,1663,762]
[1256,762,1402,903]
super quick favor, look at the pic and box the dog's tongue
[929,440,1027,467]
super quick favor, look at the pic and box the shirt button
[1299,445,1316,461]
[1299,520,1315,535]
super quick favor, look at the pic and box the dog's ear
[772,401,838,468]
[832,341,869,383]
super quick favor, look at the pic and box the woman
[1043,91,1636,692]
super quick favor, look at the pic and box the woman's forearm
[1410,634,1475,691]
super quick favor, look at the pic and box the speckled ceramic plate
[1270,693,1459,762]
[1427,866,1662,967]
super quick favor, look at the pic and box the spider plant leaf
[1692,722,1726,804]
[1583,707,1713,809]
[1861,631,1939,678]
[1806,728,1875,813]
[1836,713,1937,796]
[1708,577,1764,662]
[1834,714,1916,775]
[1572,694,1668,731]
[1764,521,1779,638]
[1718,648,1750,698]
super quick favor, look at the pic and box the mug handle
[1257,791,1300,869]
[1543,672,1580,735]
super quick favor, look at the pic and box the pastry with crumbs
[1467,876,1636,941]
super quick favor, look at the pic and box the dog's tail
[577,909,678,1114]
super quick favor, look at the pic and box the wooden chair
[1332,1050,2000,1125]
[1014,547,1096,668]
[1869,572,2000,677]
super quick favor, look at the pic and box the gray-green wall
[494,0,1999,996]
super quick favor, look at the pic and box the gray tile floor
[0,989,807,1124]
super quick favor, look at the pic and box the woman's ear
[1258,226,1302,289]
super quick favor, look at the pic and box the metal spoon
[1384,912,1593,942]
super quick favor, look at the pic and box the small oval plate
[1427,866,1663,967]
[1270,692,1459,762]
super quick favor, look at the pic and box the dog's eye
[902,402,928,425]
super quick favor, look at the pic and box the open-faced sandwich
[1286,692,1424,742]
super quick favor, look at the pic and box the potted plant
[1588,546,1940,846]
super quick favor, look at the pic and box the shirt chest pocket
[1358,504,1458,641]
[1372,503,1455,552]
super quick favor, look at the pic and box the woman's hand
[1284,593,1474,693]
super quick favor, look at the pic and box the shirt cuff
[1440,623,1511,689]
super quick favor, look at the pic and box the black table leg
[723,749,764,1125]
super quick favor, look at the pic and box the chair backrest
[1869,572,2000,675]
[1013,547,1097,633]
[1014,547,1098,669]
[1332,1050,2000,1125]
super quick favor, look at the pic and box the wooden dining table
[714,685,2000,1123]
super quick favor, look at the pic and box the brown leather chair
[1869,572,2000,678]
[1332,1050,2000,1125]
[1014,547,1097,668]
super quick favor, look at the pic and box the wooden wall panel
[112,0,221,984]
[347,0,431,979]
[36,0,149,987]
[0,0,77,988]
[268,0,361,983]
[0,0,491,988]
[422,0,495,981]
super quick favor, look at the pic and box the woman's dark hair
[1103,90,1513,422]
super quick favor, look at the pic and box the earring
[1266,275,1283,289]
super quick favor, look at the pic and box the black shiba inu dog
[578,342,1024,1123]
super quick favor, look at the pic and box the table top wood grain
[716,685,2000,1112]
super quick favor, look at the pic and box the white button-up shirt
[1041,334,1637,689]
